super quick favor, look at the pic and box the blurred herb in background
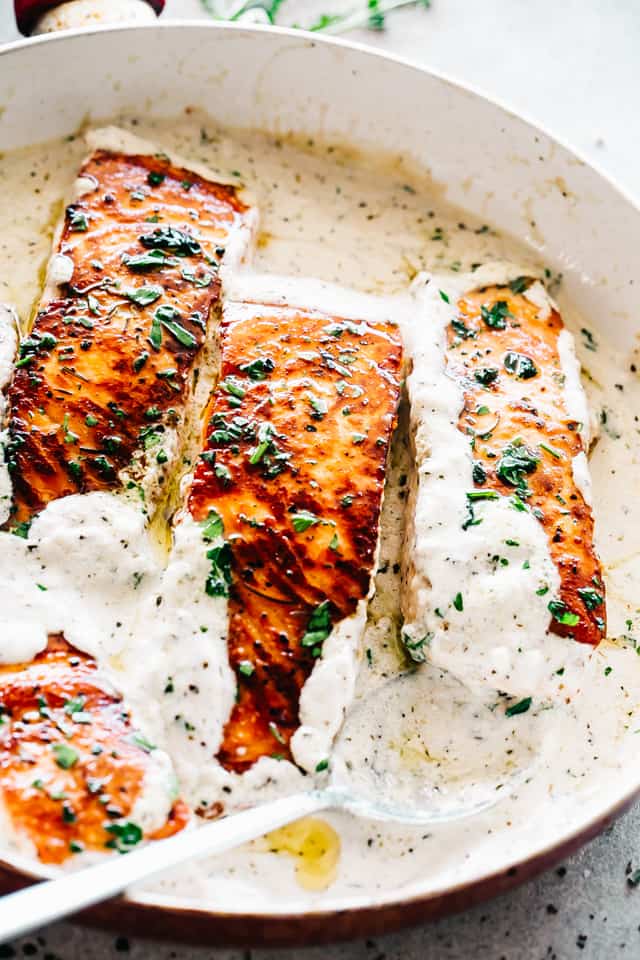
[201,0,431,33]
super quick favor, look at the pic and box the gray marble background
[1,1,639,957]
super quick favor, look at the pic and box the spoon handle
[0,791,330,941]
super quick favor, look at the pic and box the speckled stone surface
[1,2,639,958]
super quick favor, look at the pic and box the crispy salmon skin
[187,279,403,772]
[4,129,254,526]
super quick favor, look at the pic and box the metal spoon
[0,672,528,939]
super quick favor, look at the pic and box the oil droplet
[261,817,340,891]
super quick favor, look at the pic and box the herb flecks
[301,601,332,657]
[496,439,539,493]
[548,599,581,627]
[503,351,538,379]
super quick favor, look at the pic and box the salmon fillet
[401,265,604,695]
[0,636,188,864]
[4,128,254,527]
[0,130,255,861]
[186,278,403,772]
[447,276,604,645]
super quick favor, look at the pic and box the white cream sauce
[0,112,639,912]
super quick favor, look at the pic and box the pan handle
[14,0,165,36]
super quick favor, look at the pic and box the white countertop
[1,2,639,958]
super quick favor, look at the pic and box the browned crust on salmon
[5,149,250,525]
[0,635,188,864]
[187,299,403,771]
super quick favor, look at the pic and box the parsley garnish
[474,367,498,386]
[123,248,174,272]
[154,305,197,349]
[503,351,538,379]
[496,439,539,491]
[301,601,332,656]
[577,587,604,610]
[508,276,529,294]
[140,226,201,257]
[52,743,78,769]
[105,821,143,853]
[66,205,88,232]
[480,300,510,330]
[401,631,430,663]
[291,510,322,532]
[201,508,224,541]
[239,357,275,381]
[451,318,475,340]
[125,285,162,307]
[505,697,532,717]
[205,542,232,597]
[548,600,581,627]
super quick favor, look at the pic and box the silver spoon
[0,672,528,939]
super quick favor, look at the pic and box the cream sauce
[0,111,639,912]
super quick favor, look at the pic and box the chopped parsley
[66,205,88,232]
[205,542,232,597]
[308,394,328,420]
[453,592,464,612]
[133,350,150,373]
[548,600,581,627]
[474,367,499,386]
[291,510,322,533]
[140,226,201,257]
[123,248,173,272]
[301,600,332,656]
[239,357,275,381]
[130,732,156,753]
[451,318,475,340]
[201,508,224,541]
[238,660,255,677]
[104,821,143,853]
[503,351,538,379]
[52,743,78,769]
[125,285,163,307]
[496,439,539,491]
[577,587,604,610]
[222,378,246,400]
[508,276,529,294]
[466,490,499,502]
[401,631,430,663]
[480,300,510,330]
[153,305,197,349]
[472,461,487,484]
[539,441,563,459]
[505,697,532,717]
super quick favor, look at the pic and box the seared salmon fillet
[402,265,604,696]
[0,130,256,860]
[447,276,604,645]
[4,127,255,526]
[186,277,403,773]
[0,635,188,864]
